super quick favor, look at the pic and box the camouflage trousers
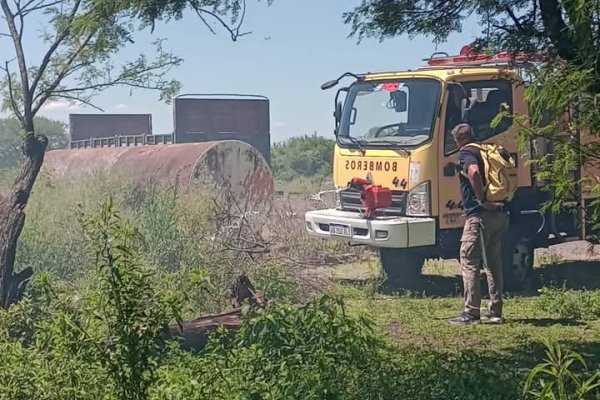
[460,210,510,317]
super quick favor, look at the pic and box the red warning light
[379,83,400,91]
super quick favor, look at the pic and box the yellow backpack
[462,142,518,202]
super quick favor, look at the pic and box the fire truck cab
[304,47,595,291]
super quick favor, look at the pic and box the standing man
[448,123,509,325]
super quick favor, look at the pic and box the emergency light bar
[424,45,548,67]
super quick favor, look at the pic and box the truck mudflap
[304,209,436,248]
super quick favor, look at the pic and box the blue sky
[5,0,481,142]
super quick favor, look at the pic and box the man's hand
[480,201,503,211]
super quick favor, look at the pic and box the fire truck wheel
[378,248,425,289]
[502,228,534,292]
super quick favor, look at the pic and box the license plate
[330,223,351,237]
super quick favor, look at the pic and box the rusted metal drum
[43,140,274,202]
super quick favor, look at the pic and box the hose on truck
[507,209,546,243]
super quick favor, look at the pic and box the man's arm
[466,164,486,202]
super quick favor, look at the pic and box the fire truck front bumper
[304,209,436,248]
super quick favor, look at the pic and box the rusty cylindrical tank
[43,140,274,202]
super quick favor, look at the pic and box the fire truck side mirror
[334,101,342,124]
[391,91,407,112]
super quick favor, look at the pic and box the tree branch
[190,0,251,42]
[18,0,63,16]
[29,0,82,98]
[31,29,94,114]
[1,0,32,128]
[492,23,515,34]
[50,93,104,112]
[51,79,169,95]
[0,60,23,121]
[504,4,524,31]
[539,0,577,61]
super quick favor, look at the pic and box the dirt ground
[307,240,600,297]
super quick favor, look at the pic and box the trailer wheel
[502,228,534,292]
[379,248,425,289]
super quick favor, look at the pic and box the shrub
[536,287,600,320]
[153,295,404,400]
[153,296,522,400]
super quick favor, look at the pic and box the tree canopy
[272,134,335,182]
[344,1,600,63]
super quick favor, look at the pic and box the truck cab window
[338,79,441,148]
[444,80,513,154]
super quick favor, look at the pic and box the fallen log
[166,272,265,352]
[168,309,243,351]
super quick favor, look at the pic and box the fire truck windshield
[338,78,441,148]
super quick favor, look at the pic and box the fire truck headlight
[406,181,431,217]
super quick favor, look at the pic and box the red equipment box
[349,178,392,218]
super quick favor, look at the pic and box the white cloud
[116,103,126,109]
[41,100,83,111]
[273,121,286,128]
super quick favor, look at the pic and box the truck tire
[502,226,534,292]
[379,248,425,289]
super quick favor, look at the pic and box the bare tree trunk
[0,129,47,308]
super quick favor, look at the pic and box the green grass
[329,258,600,369]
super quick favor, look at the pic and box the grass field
[324,247,600,369]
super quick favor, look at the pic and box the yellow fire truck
[304,48,597,291]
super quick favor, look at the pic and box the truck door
[437,77,531,231]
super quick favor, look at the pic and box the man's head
[452,123,475,148]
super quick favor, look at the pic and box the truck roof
[364,66,522,82]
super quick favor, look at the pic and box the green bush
[4,169,598,400]
[15,173,353,312]
[152,296,523,400]
[536,287,600,320]
[154,295,404,400]
[272,134,335,182]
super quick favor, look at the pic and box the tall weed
[524,340,600,399]
[0,201,205,400]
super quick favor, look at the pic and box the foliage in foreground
[0,200,599,399]
[524,340,600,400]
[0,200,197,400]
[153,296,404,400]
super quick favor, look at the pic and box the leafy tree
[343,1,600,229]
[344,0,598,64]
[0,0,270,308]
[0,117,68,169]
[272,134,335,182]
